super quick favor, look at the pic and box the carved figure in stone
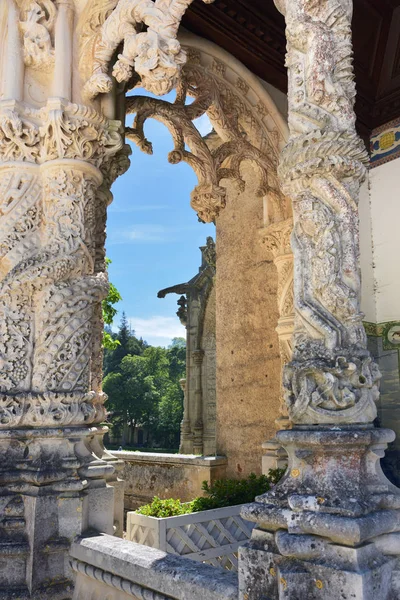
[203,236,216,269]
[80,0,214,101]
[19,0,56,72]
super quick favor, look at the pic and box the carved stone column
[260,217,294,472]
[179,377,192,453]
[192,349,205,455]
[239,1,400,598]
[0,0,205,596]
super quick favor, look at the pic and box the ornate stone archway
[125,31,294,470]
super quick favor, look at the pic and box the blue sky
[106,95,215,346]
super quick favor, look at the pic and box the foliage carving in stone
[80,0,214,101]
[274,0,380,424]
[0,101,123,166]
[0,391,105,427]
[126,56,282,222]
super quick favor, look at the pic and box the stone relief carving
[126,55,283,222]
[19,0,56,72]
[0,391,105,427]
[0,98,124,427]
[274,0,380,424]
[0,101,122,165]
[79,0,214,101]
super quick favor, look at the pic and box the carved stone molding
[0,99,123,166]
[0,391,106,428]
[71,558,174,600]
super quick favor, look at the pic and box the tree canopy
[103,313,186,449]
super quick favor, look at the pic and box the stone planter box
[126,504,254,571]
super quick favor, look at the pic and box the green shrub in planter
[135,496,194,518]
[135,469,285,518]
[191,469,285,512]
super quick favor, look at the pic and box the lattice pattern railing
[127,505,254,571]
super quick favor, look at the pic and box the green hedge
[135,469,285,518]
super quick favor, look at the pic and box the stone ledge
[70,534,238,600]
[111,451,227,467]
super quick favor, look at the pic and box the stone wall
[112,452,227,510]
[359,149,400,485]
[215,161,282,478]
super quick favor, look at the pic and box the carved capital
[0,99,123,167]
[260,217,293,259]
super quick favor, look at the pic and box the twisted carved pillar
[0,0,207,596]
[239,1,400,598]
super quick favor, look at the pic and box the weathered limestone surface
[216,161,283,477]
[112,451,227,510]
[126,33,290,478]
[238,0,400,598]
[158,239,217,456]
[70,534,239,600]
[0,1,209,597]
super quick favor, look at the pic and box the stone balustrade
[70,534,239,600]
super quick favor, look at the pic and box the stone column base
[239,529,395,600]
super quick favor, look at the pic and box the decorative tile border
[364,321,400,350]
[364,321,400,382]
[370,118,400,168]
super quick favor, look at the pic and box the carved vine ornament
[126,58,284,223]
[274,0,380,424]
[0,0,219,429]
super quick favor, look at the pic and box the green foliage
[102,259,122,350]
[103,316,186,449]
[136,496,193,518]
[103,312,147,375]
[191,472,278,512]
[135,470,285,518]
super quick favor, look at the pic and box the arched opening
[113,32,294,476]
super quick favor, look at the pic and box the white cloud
[107,224,171,244]
[128,316,186,347]
[193,114,213,137]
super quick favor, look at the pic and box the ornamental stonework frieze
[0,99,123,166]
[0,391,106,428]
